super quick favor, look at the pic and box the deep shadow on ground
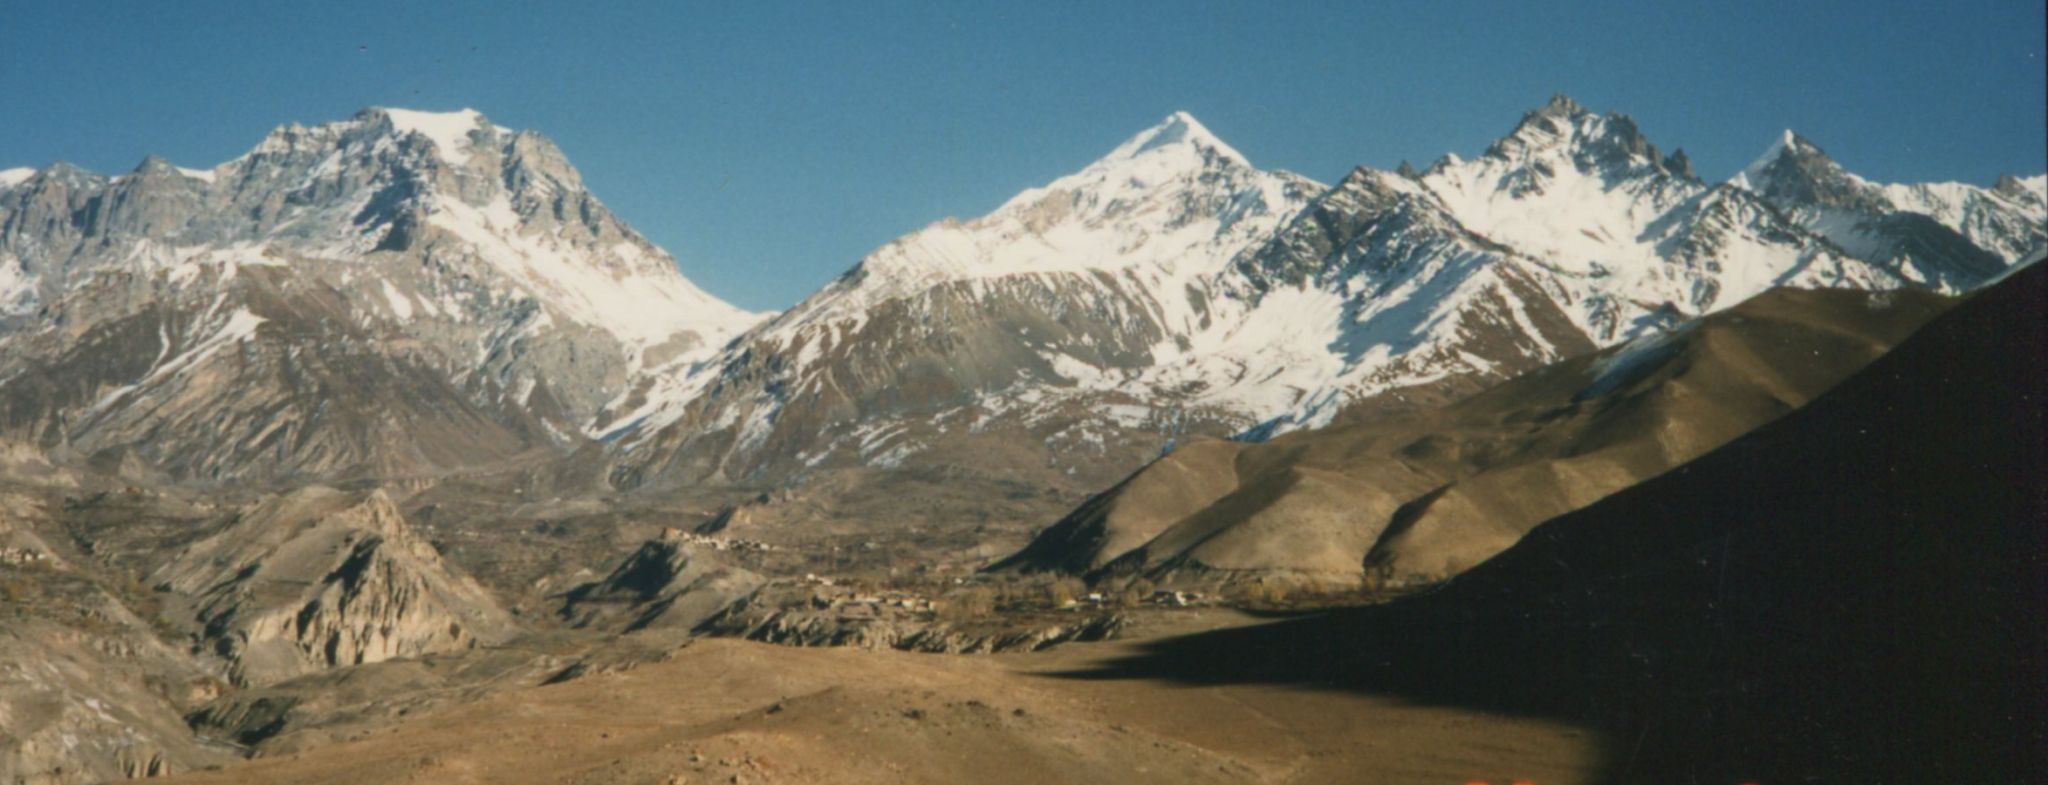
[1055,262,2048,784]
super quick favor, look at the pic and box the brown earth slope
[154,611,1608,785]
[0,266,561,487]
[0,500,237,783]
[1063,259,2048,782]
[1001,283,1954,587]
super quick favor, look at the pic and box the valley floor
[157,609,1604,785]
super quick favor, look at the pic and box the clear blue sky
[4,1,2042,310]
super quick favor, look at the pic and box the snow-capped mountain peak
[814,111,1317,306]
[222,107,758,350]
[1728,130,1795,191]
[1092,110,1249,169]
[1726,128,2045,275]
[989,110,1265,217]
[600,111,1324,462]
[1416,97,1705,286]
[1483,93,1593,157]
[1477,94,1691,184]
[1725,129,1881,211]
[373,107,493,166]
[0,106,766,457]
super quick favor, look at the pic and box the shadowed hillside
[1057,260,2047,783]
[1001,284,1955,587]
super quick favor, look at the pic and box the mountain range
[2,95,2038,503]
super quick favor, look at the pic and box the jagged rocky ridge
[0,108,761,484]
[602,95,2039,502]
[1732,130,2044,284]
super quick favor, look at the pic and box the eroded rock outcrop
[699,585,1126,655]
[719,610,1125,654]
[560,531,765,633]
[155,486,514,686]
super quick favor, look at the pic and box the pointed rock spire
[1542,92,1588,116]
[1511,93,1593,133]
[1485,93,1602,161]
[1663,148,1695,180]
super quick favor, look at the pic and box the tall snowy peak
[1727,130,1882,210]
[829,111,1320,311]
[682,109,1323,403]
[1409,96,1898,342]
[0,108,760,350]
[1727,129,2043,284]
[602,112,1324,486]
[1478,94,1695,183]
[1420,96,1708,277]
[0,108,764,482]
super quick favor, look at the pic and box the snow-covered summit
[1721,128,1891,213]
[786,111,1320,324]
[1092,110,1250,169]
[1727,128,2046,272]
[1417,95,1716,297]
[1729,129,1808,191]
[374,107,493,165]
[0,106,766,442]
[601,111,1324,455]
